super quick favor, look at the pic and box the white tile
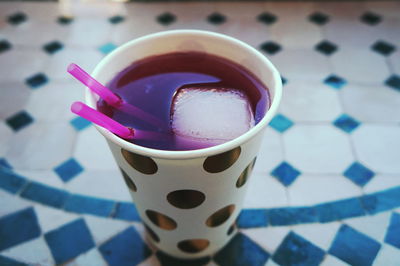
[345,212,391,242]
[320,254,350,266]
[373,244,400,266]
[0,236,54,265]
[84,215,130,245]
[331,48,390,84]
[253,128,284,174]
[25,81,82,123]
[137,254,161,266]
[288,175,362,206]
[0,123,13,157]
[43,47,103,80]
[35,204,78,233]
[66,18,112,47]
[214,2,266,19]
[376,18,400,45]
[243,227,290,255]
[243,174,288,209]
[0,2,22,18]
[74,126,117,171]
[365,2,400,19]
[313,2,366,18]
[363,175,400,194]
[265,2,314,18]
[66,249,107,266]
[389,50,400,74]
[265,260,280,266]
[16,170,65,189]
[270,48,332,81]
[61,0,126,18]
[352,125,400,174]
[340,83,400,123]
[284,125,354,174]
[0,48,46,82]
[280,80,342,122]
[65,169,131,202]
[6,122,77,170]
[0,191,31,217]
[19,2,60,23]
[292,222,341,250]
[0,81,31,120]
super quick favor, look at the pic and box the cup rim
[86,29,282,160]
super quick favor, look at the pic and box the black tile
[43,41,63,55]
[109,15,125,24]
[385,75,400,91]
[57,16,73,25]
[281,76,287,85]
[315,40,338,56]
[324,74,347,89]
[309,12,329,26]
[371,40,396,56]
[25,73,48,89]
[257,12,277,25]
[7,12,27,25]
[360,12,382,26]
[260,41,282,55]
[156,12,176,26]
[207,12,226,25]
[6,111,34,131]
[0,40,12,54]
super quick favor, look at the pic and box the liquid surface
[97,52,270,150]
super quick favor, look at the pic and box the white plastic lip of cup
[85,30,282,159]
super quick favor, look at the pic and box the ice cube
[171,87,255,142]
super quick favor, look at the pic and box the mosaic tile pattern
[0,1,400,265]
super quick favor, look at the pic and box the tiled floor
[0,1,400,265]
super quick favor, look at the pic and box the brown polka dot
[121,149,158,175]
[236,157,257,188]
[205,204,235,227]
[146,210,177,230]
[203,147,241,173]
[167,190,206,209]
[177,239,210,253]
[144,223,160,243]
[227,223,236,235]
[119,168,137,192]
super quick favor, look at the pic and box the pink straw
[68,63,121,106]
[71,102,134,139]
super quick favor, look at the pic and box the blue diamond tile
[333,114,360,133]
[281,76,287,85]
[315,198,365,223]
[0,158,12,169]
[5,111,34,131]
[269,114,294,133]
[214,233,270,266]
[237,209,268,228]
[157,12,176,26]
[45,218,95,264]
[43,41,63,55]
[269,207,317,226]
[109,15,125,24]
[21,182,70,208]
[271,162,301,186]
[112,202,141,222]
[362,186,400,214]
[0,255,28,266]
[156,251,210,266]
[207,12,226,25]
[54,158,84,182]
[324,74,347,89]
[70,116,91,131]
[385,75,400,91]
[0,207,41,252]
[26,73,48,89]
[344,162,375,186]
[99,43,117,55]
[0,40,12,54]
[7,12,27,25]
[329,224,381,265]
[64,194,115,217]
[57,16,73,25]
[273,231,325,266]
[385,212,400,249]
[99,226,152,266]
[0,168,27,194]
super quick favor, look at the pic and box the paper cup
[86,30,282,259]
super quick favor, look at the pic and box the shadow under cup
[86,30,282,259]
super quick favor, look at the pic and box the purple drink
[97,52,270,150]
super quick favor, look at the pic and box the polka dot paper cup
[86,30,282,259]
